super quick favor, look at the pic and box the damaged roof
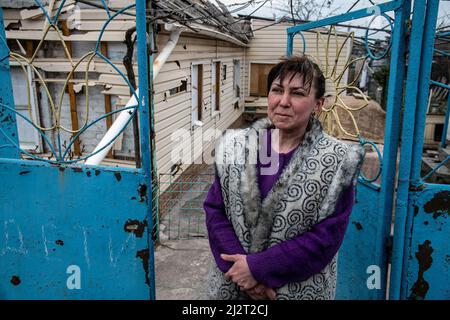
[0,0,253,44]
[153,0,252,44]
[0,0,48,8]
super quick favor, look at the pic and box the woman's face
[267,72,324,133]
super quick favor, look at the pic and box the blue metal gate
[0,1,156,299]
[287,0,449,300]
[391,0,450,300]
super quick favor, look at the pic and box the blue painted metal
[0,159,151,299]
[433,48,450,57]
[286,0,411,300]
[336,183,383,299]
[286,0,402,43]
[374,0,411,300]
[430,80,450,91]
[422,156,450,182]
[390,0,428,300]
[403,184,450,299]
[411,0,442,185]
[0,0,156,299]
[364,13,394,60]
[286,31,306,56]
[135,0,156,301]
[390,0,450,300]
[0,9,19,160]
[358,136,383,183]
[398,0,449,300]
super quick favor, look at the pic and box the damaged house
[1,0,355,192]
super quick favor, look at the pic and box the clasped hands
[221,253,276,300]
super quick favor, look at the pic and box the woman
[204,55,364,300]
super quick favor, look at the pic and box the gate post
[390,0,441,300]
[136,0,156,300]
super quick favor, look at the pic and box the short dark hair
[267,55,325,99]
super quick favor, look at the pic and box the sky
[215,0,450,32]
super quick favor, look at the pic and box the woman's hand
[221,254,258,290]
[246,283,277,300]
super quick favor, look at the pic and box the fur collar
[241,117,324,252]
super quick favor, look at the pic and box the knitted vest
[206,117,365,300]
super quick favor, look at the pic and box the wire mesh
[157,164,214,241]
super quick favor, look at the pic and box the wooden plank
[61,20,80,156]
[154,78,188,94]
[155,98,191,123]
[108,0,135,8]
[31,60,96,73]
[98,73,134,86]
[60,9,135,21]
[67,20,137,32]
[250,63,259,96]
[6,30,126,42]
[3,9,21,20]
[25,40,35,58]
[101,85,131,96]
[20,1,76,20]
[154,107,191,133]
[98,71,189,88]
[100,42,115,158]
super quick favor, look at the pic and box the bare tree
[275,0,337,22]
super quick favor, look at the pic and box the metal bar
[0,8,20,159]
[374,0,411,300]
[389,0,427,301]
[421,155,450,181]
[0,156,142,173]
[287,0,402,34]
[411,0,441,184]
[433,48,450,57]
[436,30,450,37]
[286,32,294,56]
[136,0,155,300]
[402,0,441,300]
[442,97,450,148]
[430,80,450,91]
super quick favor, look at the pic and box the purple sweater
[204,130,355,288]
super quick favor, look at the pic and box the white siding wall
[244,19,352,97]
[153,33,245,178]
